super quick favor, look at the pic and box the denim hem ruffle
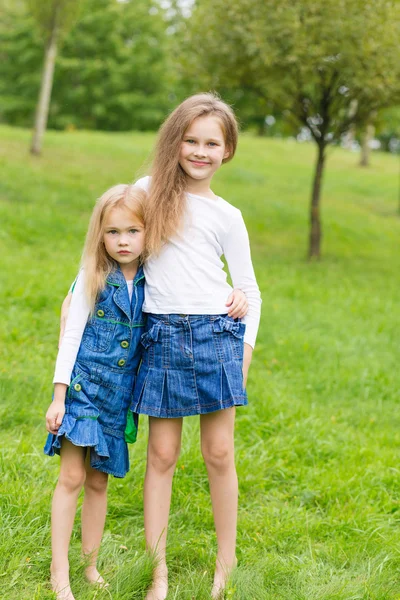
[43,414,130,478]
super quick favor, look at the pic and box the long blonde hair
[144,92,239,258]
[81,184,146,313]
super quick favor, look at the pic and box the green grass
[1,124,400,599]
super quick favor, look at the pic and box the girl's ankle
[216,555,237,569]
[153,559,168,575]
[51,563,70,575]
[84,565,97,572]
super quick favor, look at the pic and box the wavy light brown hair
[144,92,239,258]
[81,184,146,313]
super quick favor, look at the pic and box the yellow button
[118,359,126,367]
[74,383,82,392]
[121,340,129,348]
[97,309,105,317]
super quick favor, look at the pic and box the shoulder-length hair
[81,184,146,313]
[144,92,238,258]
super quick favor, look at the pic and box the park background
[1,0,400,598]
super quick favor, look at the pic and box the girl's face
[179,115,230,185]
[103,205,145,274]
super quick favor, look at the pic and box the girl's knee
[84,469,108,494]
[202,440,234,473]
[148,441,180,473]
[58,440,86,492]
[58,464,86,493]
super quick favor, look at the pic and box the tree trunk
[30,6,60,155]
[360,122,375,167]
[255,116,266,136]
[342,124,355,150]
[308,143,326,260]
[398,152,400,216]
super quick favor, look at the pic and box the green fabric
[124,411,137,444]
[93,318,145,328]
[70,277,78,293]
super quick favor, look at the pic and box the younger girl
[131,93,261,600]
[44,184,146,600]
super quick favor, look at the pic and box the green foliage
[0,8,43,126]
[183,0,400,142]
[0,0,174,130]
[51,0,171,131]
[375,107,400,152]
[1,126,400,597]
[27,0,82,42]
[182,0,400,257]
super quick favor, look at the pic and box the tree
[28,0,82,155]
[0,2,43,127]
[1,0,174,133]
[50,0,171,131]
[182,0,400,258]
[359,112,377,168]
[372,107,400,153]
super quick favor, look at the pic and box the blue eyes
[185,139,218,147]
[106,229,139,235]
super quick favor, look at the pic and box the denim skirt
[130,314,248,418]
[44,363,138,478]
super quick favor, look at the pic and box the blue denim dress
[44,266,145,478]
[130,313,247,418]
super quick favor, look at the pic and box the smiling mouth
[189,160,210,166]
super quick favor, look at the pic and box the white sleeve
[223,210,262,348]
[53,270,90,385]
[134,175,151,191]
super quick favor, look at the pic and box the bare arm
[242,343,253,388]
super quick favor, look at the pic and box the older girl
[131,93,261,600]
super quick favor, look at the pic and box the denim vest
[72,265,145,389]
[44,265,145,477]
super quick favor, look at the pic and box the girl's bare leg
[144,417,183,600]
[81,455,109,586]
[51,440,86,600]
[200,407,238,598]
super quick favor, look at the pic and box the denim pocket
[140,322,162,349]
[66,371,100,418]
[81,305,116,353]
[212,316,245,361]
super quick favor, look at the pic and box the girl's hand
[46,400,65,434]
[59,292,73,347]
[46,384,67,434]
[226,288,248,319]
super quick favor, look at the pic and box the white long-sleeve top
[136,176,261,348]
[54,177,261,385]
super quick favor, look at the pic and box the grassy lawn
[0,124,399,599]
